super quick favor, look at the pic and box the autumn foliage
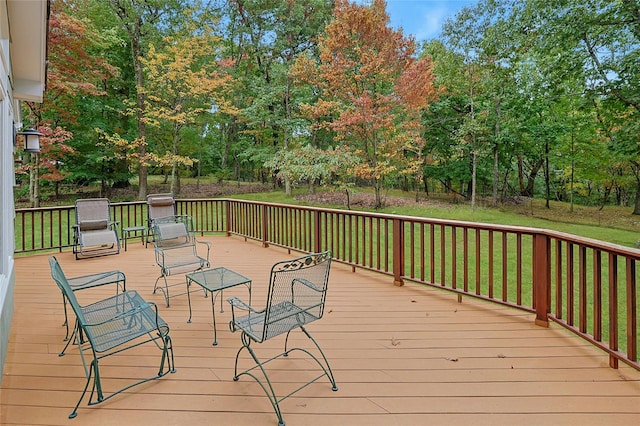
[292,0,438,207]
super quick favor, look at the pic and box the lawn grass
[230,188,640,249]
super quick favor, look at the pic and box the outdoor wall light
[19,128,43,153]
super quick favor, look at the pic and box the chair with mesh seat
[152,215,211,307]
[227,250,337,426]
[72,198,120,260]
[48,256,175,419]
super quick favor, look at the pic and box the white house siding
[0,0,47,385]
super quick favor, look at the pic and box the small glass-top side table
[121,225,146,251]
[186,267,251,345]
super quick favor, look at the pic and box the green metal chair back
[262,250,332,342]
[49,256,87,326]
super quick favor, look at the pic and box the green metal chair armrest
[67,270,126,291]
[292,277,322,292]
[228,296,261,332]
[109,301,153,321]
[228,296,256,312]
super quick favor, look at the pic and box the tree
[109,0,184,199]
[21,0,119,207]
[219,0,334,192]
[141,13,236,194]
[293,0,437,208]
[265,143,361,206]
[511,0,640,212]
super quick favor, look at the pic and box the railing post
[261,204,269,248]
[225,200,231,237]
[314,210,321,253]
[533,233,550,327]
[393,218,404,287]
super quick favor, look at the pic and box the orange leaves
[310,0,437,139]
[396,57,440,111]
[291,0,437,206]
[43,0,120,124]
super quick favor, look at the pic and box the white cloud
[344,0,476,42]
[413,6,448,41]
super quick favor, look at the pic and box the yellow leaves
[95,129,152,166]
[395,56,439,111]
[141,27,235,130]
[152,152,195,168]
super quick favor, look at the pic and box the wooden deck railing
[15,198,640,371]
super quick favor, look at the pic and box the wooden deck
[2,235,640,426]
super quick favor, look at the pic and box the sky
[378,0,478,42]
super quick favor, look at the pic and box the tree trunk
[519,157,543,197]
[283,154,291,195]
[544,140,550,209]
[111,0,149,200]
[517,155,526,195]
[29,153,40,208]
[570,132,575,213]
[133,33,148,200]
[374,180,383,209]
[471,150,477,211]
[170,127,179,195]
[492,95,501,207]
[492,144,499,207]
[632,162,640,215]
[633,181,640,215]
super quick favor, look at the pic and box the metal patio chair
[152,215,211,307]
[227,250,338,426]
[48,256,175,419]
[72,198,120,260]
[146,193,176,247]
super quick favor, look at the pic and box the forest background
[14,0,640,238]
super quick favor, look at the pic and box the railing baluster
[463,227,469,293]
[440,225,446,286]
[609,253,619,368]
[502,231,508,302]
[555,240,563,318]
[593,250,602,341]
[451,227,457,290]
[626,258,637,362]
[579,245,587,333]
[567,243,575,326]
[489,230,494,298]
[475,229,481,295]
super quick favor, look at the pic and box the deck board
[2,235,640,425]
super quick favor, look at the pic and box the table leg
[186,278,193,323]
[211,290,218,346]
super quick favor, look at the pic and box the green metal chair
[152,215,211,307]
[72,198,120,260]
[227,251,337,426]
[49,256,175,419]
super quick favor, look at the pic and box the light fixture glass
[20,128,43,153]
